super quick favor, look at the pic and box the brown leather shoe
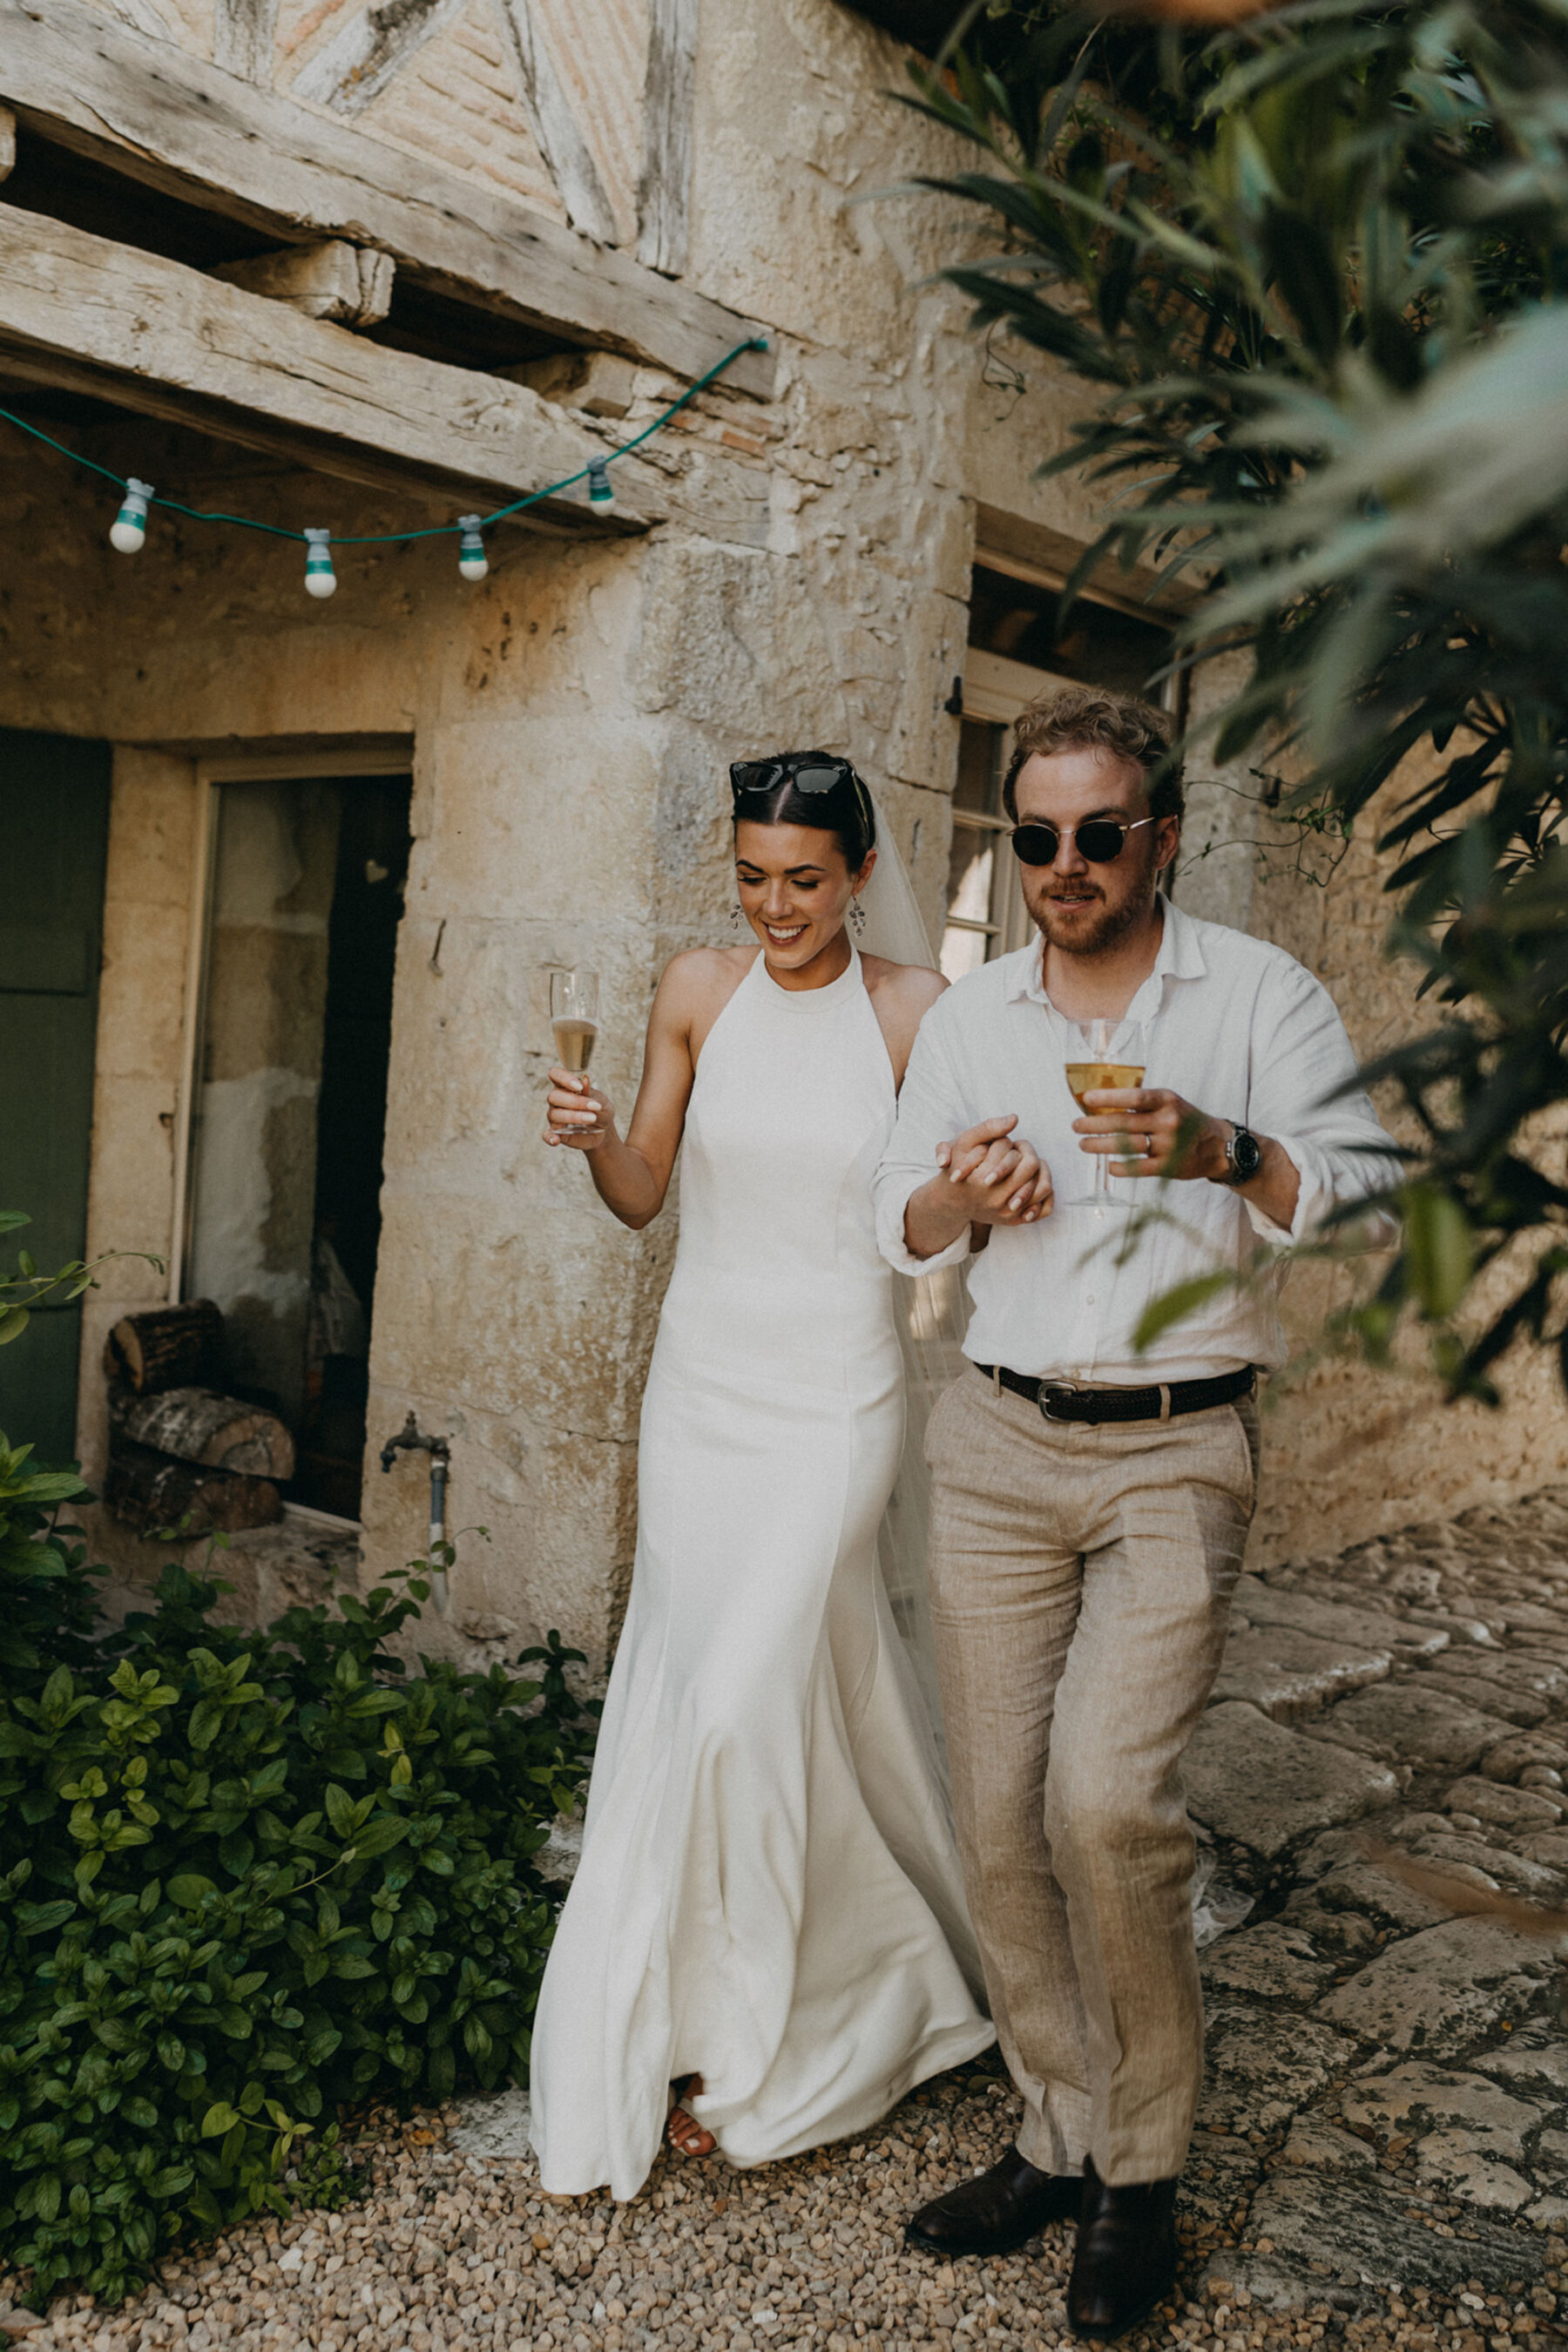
[904,2147,1083,2257]
[1066,2157,1179,2339]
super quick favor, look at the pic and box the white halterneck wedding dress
[529,944,992,2200]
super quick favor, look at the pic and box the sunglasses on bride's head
[1010,815,1157,868]
[730,754,859,801]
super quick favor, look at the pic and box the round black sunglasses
[1010,815,1157,868]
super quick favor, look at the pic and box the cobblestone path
[11,1485,1568,2351]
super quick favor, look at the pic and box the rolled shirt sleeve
[874,1004,973,1276]
[1242,960,1403,1250]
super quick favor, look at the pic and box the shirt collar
[1001,897,1209,1014]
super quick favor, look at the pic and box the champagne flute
[1064,1018,1148,1196]
[551,967,599,1076]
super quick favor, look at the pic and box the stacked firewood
[103,1301,294,1534]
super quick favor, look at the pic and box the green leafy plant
[0,1209,159,1354]
[902,0,1568,1397]
[0,1551,597,2303]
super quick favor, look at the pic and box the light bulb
[303,527,337,599]
[586,459,615,517]
[110,478,154,554]
[456,515,488,581]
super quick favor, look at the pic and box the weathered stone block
[1476,2031,1568,2100]
[1412,2126,1536,2211]
[1198,2004,1362,2132]
[1211,2171,1544,2308]
[1483,1733,1568,1783]
[1340,2058,1539,2153]
[1310,1682,1517,1773]
[1184,1701,1400,1860]
[1430,1647,1568,1703]
[1277,2114,1375,2172]
[1426,1673,1551,1728]
[1317,1919,1552,2055]
[1200,1921,1337,2003]
[1402,1828,1564,1898]
[1180,2130,1263,2229]
[1444,1776,1564,1833]
[1213,1624,1389,1718]
[1291,1859,1451,1936]
[1233,1573,1448,1659]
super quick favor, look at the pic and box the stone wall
[3,0,1565,1666]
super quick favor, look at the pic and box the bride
[529,751,994,2199]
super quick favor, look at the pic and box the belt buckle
[1037,1380,1080,1423]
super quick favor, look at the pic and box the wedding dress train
[529,946,992,2199]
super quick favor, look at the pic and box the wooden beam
[213,0,277,83]
[0,204,666,526]
[493,0,618,247]
[292,0,467,118]
[637,0,697,276]
[0,104,14,183]
[210,240,395,327]
[0,0,774,397]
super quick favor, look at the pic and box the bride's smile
[734,815,877,987]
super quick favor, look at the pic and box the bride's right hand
[544,1069,616,1150]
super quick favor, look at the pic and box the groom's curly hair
[1001,686,1184,827]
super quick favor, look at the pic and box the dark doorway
[0,729,112,1463]
[184,772,411,1519]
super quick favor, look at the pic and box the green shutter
[0,730,112,1464]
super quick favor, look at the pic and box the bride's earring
[849,896,866,936]
[730,903,742,929]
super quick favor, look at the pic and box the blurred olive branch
[0,1211,165,1350]
[901,0,1568,1400]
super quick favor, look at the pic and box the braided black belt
[973,1362,1256,1425]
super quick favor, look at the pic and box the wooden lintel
[0,204,666,529]
[0,0,775,399]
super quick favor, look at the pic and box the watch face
[1232,1126,1263,1181]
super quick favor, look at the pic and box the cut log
[0,103,16,183]
[117,1385,295,1480]
[105,1440,281,1534]
[104,1300,223,1394]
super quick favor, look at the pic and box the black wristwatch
[1219,1123,1263,1186]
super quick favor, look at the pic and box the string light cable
[0,333,767,596]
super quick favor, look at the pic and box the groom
[874,685,1397,2338]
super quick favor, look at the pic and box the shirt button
[1085,1292,1097,1307]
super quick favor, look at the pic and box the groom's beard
[1031,878,1156,958]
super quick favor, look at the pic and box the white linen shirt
[873,901,1401,1383]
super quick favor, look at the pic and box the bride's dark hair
[731,752,876,872]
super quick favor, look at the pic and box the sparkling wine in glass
[1064,1018,1148,1195]
[551,967,599,1074]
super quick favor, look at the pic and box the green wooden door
[0,731,112,1464]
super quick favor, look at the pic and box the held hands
[1074,1088,1229,1180]
[935,1115,1054,1226]
[544,1069,617,1151]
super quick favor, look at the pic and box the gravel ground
[14,1485,1568,2349]
[3,2066,1561,2352]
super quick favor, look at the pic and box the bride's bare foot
[666,2076,716,2159]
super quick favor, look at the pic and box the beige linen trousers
[925,1368,1260,2187]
